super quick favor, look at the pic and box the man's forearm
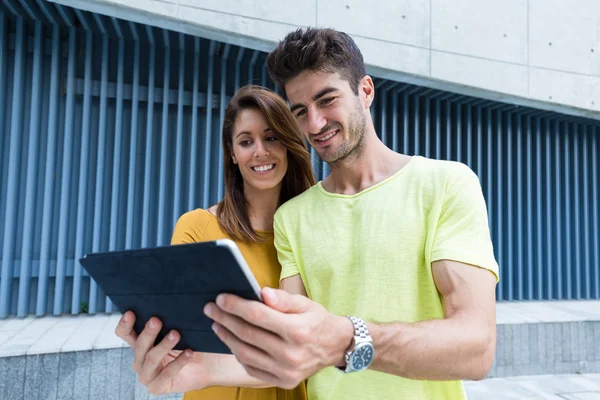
[367,317,495,381]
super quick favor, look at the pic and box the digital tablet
[79,239,263,354]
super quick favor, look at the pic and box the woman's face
[231,108,288,193]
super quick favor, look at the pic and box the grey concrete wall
[0,348,183,400]
[1,321,599,399]
[48,0,600,120]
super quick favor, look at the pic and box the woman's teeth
[252,164,274,172]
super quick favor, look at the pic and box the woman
[115,85,315,400]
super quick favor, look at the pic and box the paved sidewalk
[465,373,600,399]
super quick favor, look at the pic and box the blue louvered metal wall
[0,1,599,318]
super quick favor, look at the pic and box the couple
[116,28,499,400]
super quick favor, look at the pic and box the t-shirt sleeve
[273,210,300,281]
[431,167,499,281]
[170,210,209,245]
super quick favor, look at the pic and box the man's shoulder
[275,184,321,220]
[410,156,478,188]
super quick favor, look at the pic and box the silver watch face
[351,343,374,371]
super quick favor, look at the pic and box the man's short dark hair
[266,28,367,97]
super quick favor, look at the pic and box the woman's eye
[239,140,251,147]
[266,136,278,141]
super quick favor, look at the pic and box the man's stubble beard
[323,102,368,170]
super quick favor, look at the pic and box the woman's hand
[115,311,211,395]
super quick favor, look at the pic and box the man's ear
[359,75,375,109]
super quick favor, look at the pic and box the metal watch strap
[348,316,370,340]
[335,316,372,373]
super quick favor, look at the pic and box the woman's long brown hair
[216,85,316,242]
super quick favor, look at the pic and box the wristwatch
[336,316,375,373]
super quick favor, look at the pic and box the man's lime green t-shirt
[274,156,499,400]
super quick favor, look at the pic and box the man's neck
[245,185,281,231]
[322,132,412,195]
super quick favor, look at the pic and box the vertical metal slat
[446,101,451,160]
[545,119,554,299]
[535,117,543,299]
[141,27,156,248]
[592,126,600,298]
[424,98,431,158]
[391,91,399,153]
[435,99,441,160]
[36,24,61,316]
[105,35,126,313]
[573,123,581,299]
[414,94,420,155]
[53,27,77,315]
[564,122,572,299]
[582,125,590,299]
[516,113,523,300]
[496,110,503,301]
[506,112,513,300]
[188,37,201,210]
[203,41,216,208]
[89,36,110,314]
[526,116,533,299]
[0,16,25,317]
[125,23,141,249]
[218,44,231,200]
[456,103,462,162]
[173,32,186,226]
[466,105,473,169]
[71,31,94,314]
[156,30,171,245]
[554,120,563,299]
[403,92,409,154]
[17,21,43,316]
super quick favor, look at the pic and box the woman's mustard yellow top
[171,208,307,400]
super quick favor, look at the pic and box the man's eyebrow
[312,87,338,101]
[290,87,339,113]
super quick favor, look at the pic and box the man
[117,28,498,399]
[205,28,499,399]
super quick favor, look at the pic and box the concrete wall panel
[432,0,528,65]
[529,0,600,77]
[432,51,528,97]
[318,0,430,48]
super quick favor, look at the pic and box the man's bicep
[431,259,496,322]
[279,274,307,297]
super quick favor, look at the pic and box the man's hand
[204,287,353,389]
[115,311,207,395]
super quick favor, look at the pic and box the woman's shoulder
[172,208,220,244]
[177,208,216,225]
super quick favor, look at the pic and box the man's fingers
[115,311,138,348]
[133,317,162,373]
[261,287,310,314]
[138,329,181,385]
[205,302,285,356]
[211,293,306,335]
[211,322,280,374]
[145,349,193,395]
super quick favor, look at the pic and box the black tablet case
[79,241,261,354]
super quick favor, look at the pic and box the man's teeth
[252,164,274,172]
[317,131,336,142]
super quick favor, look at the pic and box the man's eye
[321,97,334,106]
[295,109,306,118]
